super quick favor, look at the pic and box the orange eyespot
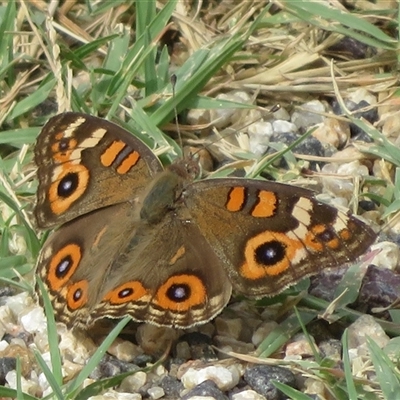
[48,244,82,291]
[103,281,148,304]
[155,274,207,311]
[66,280,88,310]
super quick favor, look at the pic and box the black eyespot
[73,288,82,302]
[56,256,72,279]
[59,138,70,151]
[255,240,286,265]
[119,288,133,298]
[58,173,79,197]
[316,227,335,242]
[166,284,191,303]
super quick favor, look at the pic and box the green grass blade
[367,337,400,399]
[34,350,64,400]
[257,310,317,358]
[342,329,358,400]
[36,278,63,386]
[273,381,313,400]
[0,386,37,400]
[65,316,131,397]
[0,0,16,82]
[7,79,56,121]
[0,191,41,258]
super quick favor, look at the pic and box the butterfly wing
[34,112,163,228]
[184,178,376,297]
[36,201,232,328]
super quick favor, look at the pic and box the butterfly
[34,112,376,328]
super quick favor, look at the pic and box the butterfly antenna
[171,74,184,153]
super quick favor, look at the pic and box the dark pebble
[355,265,400,316]
[327,37,374,60]
[267,132,325,170]
[0,357,16,385]
[89,354,139,380]
[160,375,184,399]
[181,380,228,400]
[244,365,296,400]
[332,100,376,142]
[309,267,347,302]
[174,332,217,361]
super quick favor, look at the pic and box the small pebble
[147,386,165,399]
[181,379,227,400]
[369,242,400,270]
[347,314,390,356]
[107,338,143,362]
[232,389,266,399]
[285,335,314,358]
[181,364,240,391]
[291,100,326,130]
[120,371,147,392]
[252,321,278,347]
[244,365,296,400]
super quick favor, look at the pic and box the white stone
[348,88,377,106]
[88,392,141,399]
[272,107,290,121]
[181,365,240,391]
[58,329,96,364]
[6,370,40,395]
[369,242,400,270]
[6,292,31,319]
[291,100,326,129]
[120,371,147,392]
[347,314,390,357]
[20,306,46,333]
[185,397,216,400]
[272,120,297,134]
[147,386,165,399]
[247,121,273,156]
[0,340,9,351]
[232,389,266,399]
[107,338,143,362]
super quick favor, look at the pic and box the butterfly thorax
[138,171,183,224]
[139,158,199,225]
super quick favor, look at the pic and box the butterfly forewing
[35,113,163,228]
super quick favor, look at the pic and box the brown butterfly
[34,112,376,328]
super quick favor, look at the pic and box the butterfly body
[34,112,376,328]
